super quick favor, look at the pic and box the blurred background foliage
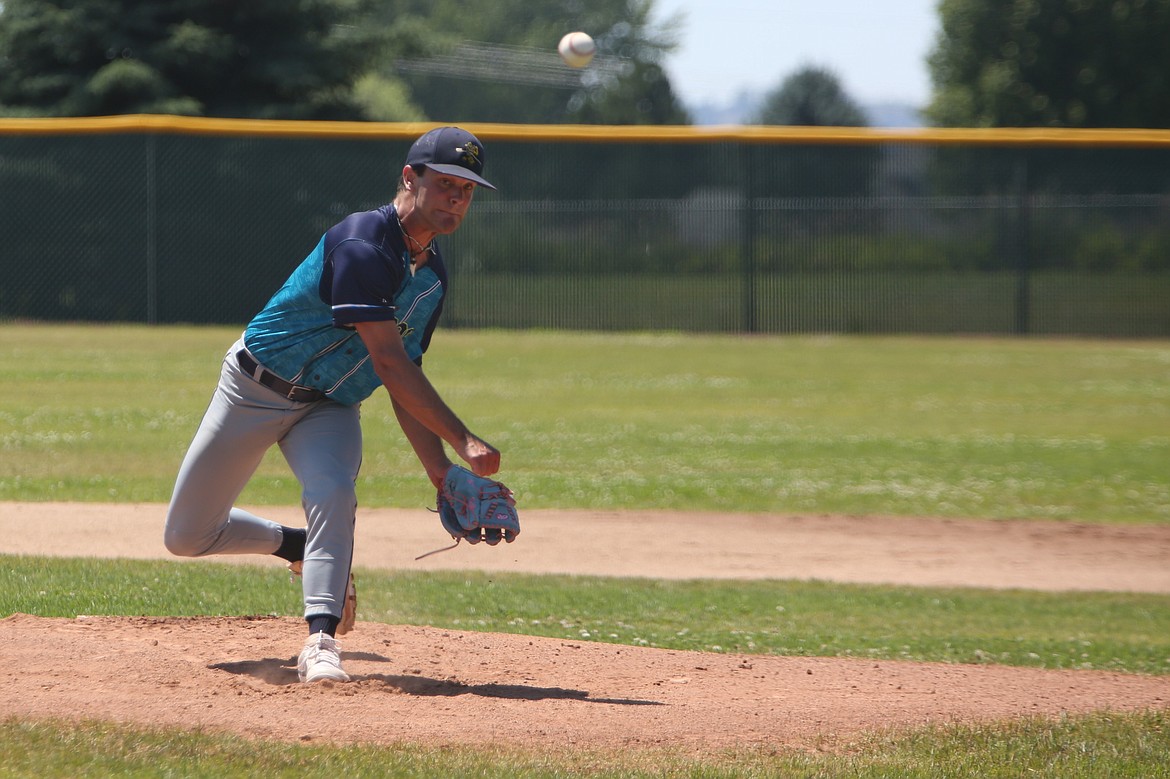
[0,0,689,125]
[4,0,1170,128]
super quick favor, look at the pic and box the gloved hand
[436,464,520,545]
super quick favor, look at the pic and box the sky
[650,0,940,109]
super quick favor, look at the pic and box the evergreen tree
[0,0,383,119]
[753,65,868,127]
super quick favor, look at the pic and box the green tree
[752,65,869,127]
[368,0,690,124]
[0,0,387,119]
[927,0,1170,128]
[750,66,876,199]
[569,60,689,125]
[0,0,689,124]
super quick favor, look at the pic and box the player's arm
[353,320,500,477]
[390,395,451,489]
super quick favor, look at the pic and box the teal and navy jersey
[243,204,446,406]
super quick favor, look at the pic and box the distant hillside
[687,91,762,125]
[688,91,924,128]
[863,102,924,128]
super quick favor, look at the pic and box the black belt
[235,349,326,403]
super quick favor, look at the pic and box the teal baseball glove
[436,465,520,545]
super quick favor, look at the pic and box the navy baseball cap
[405,126,497,190]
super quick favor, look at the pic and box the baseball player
[164,127,503,683]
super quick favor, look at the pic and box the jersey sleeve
[324,237,405,327]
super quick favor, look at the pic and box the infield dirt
[2,502,1169,755]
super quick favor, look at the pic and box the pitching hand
[459,434,500,477]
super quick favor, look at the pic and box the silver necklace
[395,211,433,261]
[404,231,432,260]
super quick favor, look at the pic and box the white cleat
[297,632,350,683]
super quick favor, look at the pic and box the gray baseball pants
[164,338,361,621]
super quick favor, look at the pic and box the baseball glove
[436,465,520,545]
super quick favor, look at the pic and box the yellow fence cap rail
[3,114,1170,147]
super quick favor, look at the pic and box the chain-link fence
[2,117,1168,336]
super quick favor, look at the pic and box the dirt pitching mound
[4,613,1169,755]
[3,503,1170,754]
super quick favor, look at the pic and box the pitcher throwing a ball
[164,127,519,683]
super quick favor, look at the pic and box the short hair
[397,164,428,194]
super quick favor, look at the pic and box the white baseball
[558,32,596,68]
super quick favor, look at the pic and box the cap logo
[455,142,482,170]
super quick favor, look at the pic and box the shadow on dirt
[370,673,664,705]
[209,656,662,705]
[209,657,299,685]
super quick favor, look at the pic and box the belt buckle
[287,384,320,403]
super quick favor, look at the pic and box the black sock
[308,615,340,637]
[274,527,306,563]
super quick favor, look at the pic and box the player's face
[413,168,477,235]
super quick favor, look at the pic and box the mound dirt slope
[3,503,1169,754]
[4,614,1169,754]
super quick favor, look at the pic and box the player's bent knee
[163,528,201,557]
[163,513,214,557]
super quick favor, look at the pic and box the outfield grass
[3,711,1169,778]
[1,324,1167,522]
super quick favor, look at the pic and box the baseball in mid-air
[558,32,596,68]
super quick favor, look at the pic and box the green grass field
[1,324,1169,776]
[3,711,1168,778]
[1,324,1167,522]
